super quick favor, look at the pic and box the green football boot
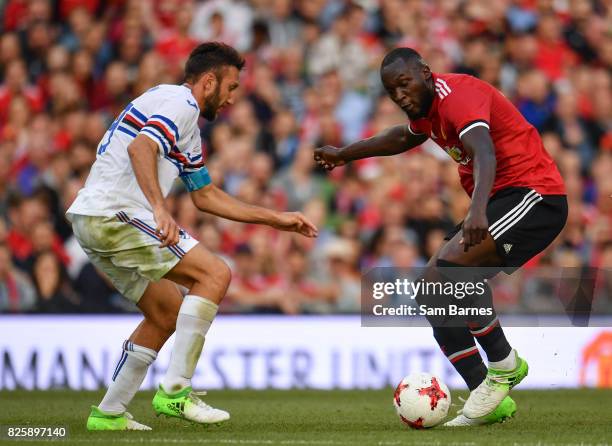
[152,385,230,425]
[444,396,517,426]
[86,406,151,431]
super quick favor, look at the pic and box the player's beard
[202,84,222,121]
[405,84,435,121]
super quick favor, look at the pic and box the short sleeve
[408,118,430,136]
[440,84,491,139]
[139,98,198,156]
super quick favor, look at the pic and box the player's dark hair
[381,47,426,70]
[184,42,245,83]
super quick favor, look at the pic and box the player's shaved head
[381,47,427,70]
[380,47,434,120]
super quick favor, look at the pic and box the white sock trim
[112,341,157,381]
[126,342,157,366]
[181,295,218,321]
[489,349,517,371]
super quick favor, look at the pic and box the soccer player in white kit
[67,42,318,431]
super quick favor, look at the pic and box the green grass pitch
[1,389,611,445]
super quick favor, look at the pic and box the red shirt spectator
[0,60,45,125]
[3,0,29,31]
[154,3,199,79]
[7,229,70,267]
[59,0,100,19]
[534,14,577,80]
[6,197,70,267]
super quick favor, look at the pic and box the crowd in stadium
[0,0,610,314]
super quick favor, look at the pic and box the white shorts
[69,211,198,302]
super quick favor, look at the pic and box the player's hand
[314,145,346,171]
[153,206,180,248]
[460,207,489,252]
[272,212,319,238]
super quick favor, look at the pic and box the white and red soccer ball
[393,372,451,428]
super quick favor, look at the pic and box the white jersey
[67,84,205,217]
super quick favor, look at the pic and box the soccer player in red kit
[314,48,567,426]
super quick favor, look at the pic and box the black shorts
[445,187,568,272]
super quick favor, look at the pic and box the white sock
[99,340,157,414]
[161,295,218,393]
[489,348,518,371]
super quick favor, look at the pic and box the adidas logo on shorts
[503,243,513,254]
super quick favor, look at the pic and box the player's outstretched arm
[190,184,318,238]
[127,135,180,247]
[314,124,427,170]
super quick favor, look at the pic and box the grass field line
[24,440,610,446]
[21,439,479,446]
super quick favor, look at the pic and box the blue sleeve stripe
[150,114,180,140]
[117,126,137,138]
[130,106,147,123]
[141,128,170,155]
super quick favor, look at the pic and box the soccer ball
[393,372,451,429]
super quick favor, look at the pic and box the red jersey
[409,73,565,197]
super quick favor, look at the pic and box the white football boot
[152,385,230,424]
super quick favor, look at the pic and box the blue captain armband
[180,167,212,191]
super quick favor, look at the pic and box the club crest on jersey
[444,145,471,165]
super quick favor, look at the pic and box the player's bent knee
[193,255,232,295]
[214,257,232,287]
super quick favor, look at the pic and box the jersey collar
[181,83,200,112]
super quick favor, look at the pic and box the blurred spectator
[6,194,69,269]
[534,13,577,81]
[155,0,199,80]
[60,6,94,52]
[593,242,612,313]
[308,7,370,90]
[516,69,555,131]
[91,61,130,115]
[0,150,11,216]
[31,250,79,313]
[0,242,37,312]
[323,238,361,313]
[225,243,289,313]
[267,0,303,49]
[544,89,597,171]
[0,59,44,125]
[272,142,325,211]
[190,0,253,51]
